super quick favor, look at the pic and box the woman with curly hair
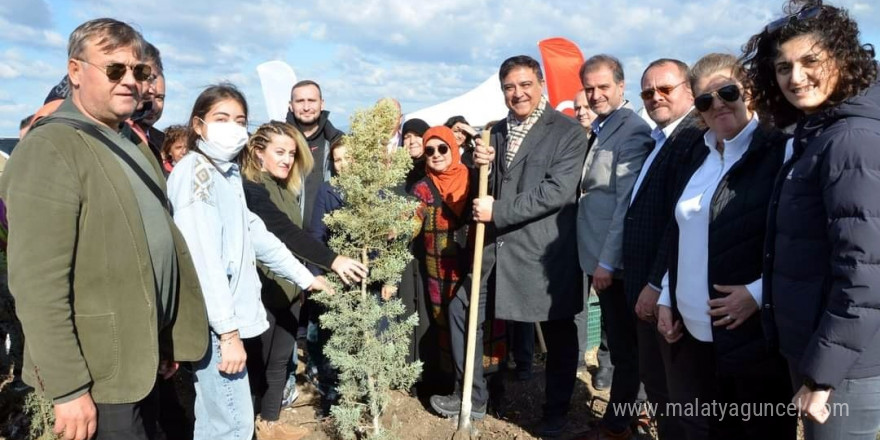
[160,124,189,174]
[742,1,880,438]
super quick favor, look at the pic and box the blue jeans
[193,333,254,440]
[791,365,880,440]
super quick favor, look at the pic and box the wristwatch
[804,377,832,391]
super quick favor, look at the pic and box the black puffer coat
[764,81,880,388]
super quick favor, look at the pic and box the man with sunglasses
[575,54,653,440]
[619,58,704,440]
[0,18,207,440]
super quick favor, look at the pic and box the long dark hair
[186,83,249,154]
[741,0,876,127]
[444,115,474,150]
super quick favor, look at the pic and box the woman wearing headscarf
[411,126,504,420]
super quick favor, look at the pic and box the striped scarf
[504,95,548,167]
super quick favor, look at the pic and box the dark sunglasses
[77,59,153,82]
[425,144,450,157]
[640,81,687,100]
[694,84,742,112]
[765,3,823,34]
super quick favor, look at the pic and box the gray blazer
[577,107,652,276]
[481,106,589,322]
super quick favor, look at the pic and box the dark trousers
[593,276,641,432]
[450,283,578,417]
[634,319,681,439]
[94,384,160,440]
[156,366,195,440]
[789,363,880,440]
[540,317,579,417]
[245,305,298,421]
[713,355,795,440]
[511,320,534,373]
[449,286,489,406]
[664,331,715,440]
[666,330,796,440]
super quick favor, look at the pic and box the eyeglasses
[76,59,153,82]
[694,84,742,112]
[640,81,687,100]
[425,144,450,157]
[765,3,823,34]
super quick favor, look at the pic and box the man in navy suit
[625,58,703,439]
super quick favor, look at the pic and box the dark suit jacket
[482,105,589,322]
[142,124,165,171]
[577,107,652,277]
[622,113,704,304]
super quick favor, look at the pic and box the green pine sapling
[312,99,423,439]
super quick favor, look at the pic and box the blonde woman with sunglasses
[654,53,795,440]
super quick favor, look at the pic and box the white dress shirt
[658,115,762,342]
[630,110,692,205]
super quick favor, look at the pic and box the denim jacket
[167,152,315,339]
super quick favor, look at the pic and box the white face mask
[197,120,249,162]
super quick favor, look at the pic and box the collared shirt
[658,115,762,342]
[630,109,692,205]
[591,100,630,137]
[168,152,315,339]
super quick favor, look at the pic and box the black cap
[45,75,70,104]
[402,118,429,137]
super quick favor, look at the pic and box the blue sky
[1,0,878,138]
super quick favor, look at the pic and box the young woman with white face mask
[166,83,330,440]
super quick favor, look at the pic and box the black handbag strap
[52,117,169,211]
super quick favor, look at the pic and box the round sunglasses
[76,58,153,82]
[694,84,742,112]
[425,144,450,157]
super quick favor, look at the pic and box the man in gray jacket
[432,55,588,437]
[577,54,652,439]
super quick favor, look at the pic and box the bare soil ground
[279,349,656,440]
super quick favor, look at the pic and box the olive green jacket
[0,109,208,404]
[257,173,303,309]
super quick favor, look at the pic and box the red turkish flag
[538,37,585,117]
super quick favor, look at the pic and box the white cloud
[0,63,19,79]
[0,49,65,81]
[0,17,66,50]
[1,0,878,138]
